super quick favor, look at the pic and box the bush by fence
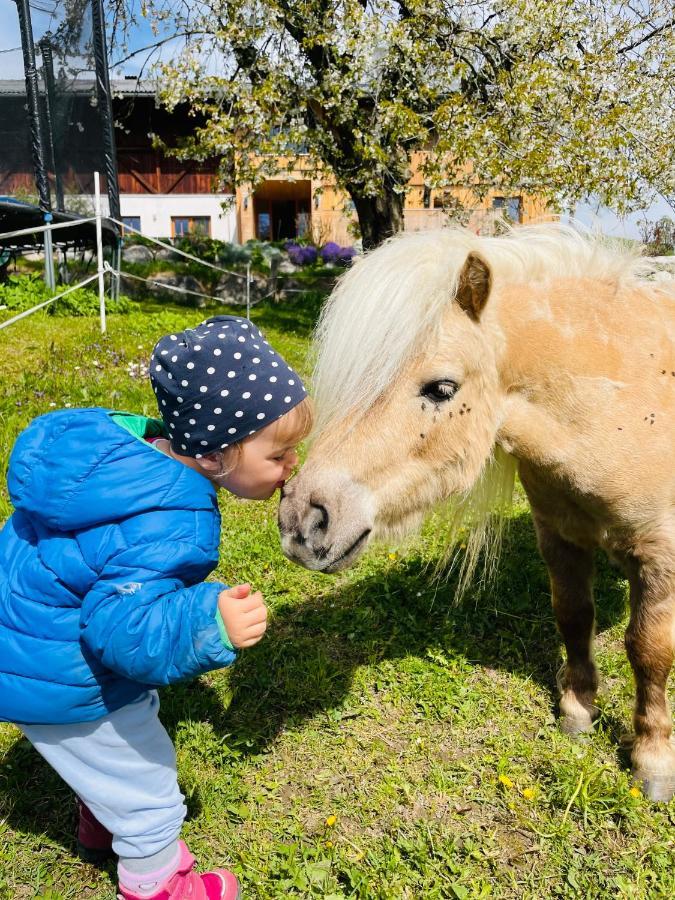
[0,274,132,317]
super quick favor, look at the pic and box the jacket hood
[7,408,217,531]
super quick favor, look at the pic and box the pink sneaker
[76,799,114,863]
[118,841,240,900]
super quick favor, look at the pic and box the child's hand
[218,583,267,649]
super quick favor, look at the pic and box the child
[0,315,312,900]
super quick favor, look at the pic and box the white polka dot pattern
[150,314,306,457]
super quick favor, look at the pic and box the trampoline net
[0,0,116,217]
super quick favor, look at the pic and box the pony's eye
[420,380,459,403]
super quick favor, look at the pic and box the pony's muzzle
[278,469,375,572]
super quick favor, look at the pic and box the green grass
[0,297,673,899]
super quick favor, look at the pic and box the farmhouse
[0,77,552,244]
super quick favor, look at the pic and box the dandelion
[325,814,337,827]
[522,787,536,800]
[498,774,514,789]
[388,552,397,560]
[629,786,641,799]
[325,840,334,848]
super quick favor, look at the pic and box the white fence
[0,172,255,333]
[1,189,673,334]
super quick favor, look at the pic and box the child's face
[220,419,299,500]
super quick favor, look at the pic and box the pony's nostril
[310,501,329,531]
[315,545,330,560]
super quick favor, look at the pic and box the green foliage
[0,274,132,318]
[175,234,252,266]
[640,217,675,256]
[124,0,675,245]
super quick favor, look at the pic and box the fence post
[43,213,56,291]
[94,171,106,333]
[246,262,251,319]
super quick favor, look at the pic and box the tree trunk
[351,186,405,251]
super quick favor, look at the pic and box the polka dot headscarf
[150,315,307,458]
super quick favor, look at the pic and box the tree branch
[618,20,674,54]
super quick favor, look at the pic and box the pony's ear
[455,252,491,321]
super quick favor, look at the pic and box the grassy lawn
[0,297,673,899]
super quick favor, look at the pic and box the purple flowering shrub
[319,241,341,263]
[321,241,355,265]
[284,240,356,267]
[285,242,318,266]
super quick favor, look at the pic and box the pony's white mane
[312,222,651,433]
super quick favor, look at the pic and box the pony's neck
[493,276,649,469]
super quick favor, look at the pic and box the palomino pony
[278,224,675,801]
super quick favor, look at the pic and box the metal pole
[246,262,251,318]
[94,171,106,333]
[43,214,55,291]
[111,236,122,300]
[13,0,51,215]
[38,34,65,213]
[90,0,121,223]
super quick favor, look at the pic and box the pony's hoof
[560,714,595,736]
[631,771,675,803]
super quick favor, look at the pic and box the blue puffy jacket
[0,408,236,725]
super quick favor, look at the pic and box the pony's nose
[278,471,374,572]
[310,500,329,532]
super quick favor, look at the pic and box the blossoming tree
[112,0,674,248]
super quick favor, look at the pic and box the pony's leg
[624,566,675,802]
[534,517,599,734]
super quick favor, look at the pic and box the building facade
[236,151,553,246]
[113,82,237,241]
[1,77,551,245]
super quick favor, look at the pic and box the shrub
[320,241,356,266]
[319,241,341,264]
[0,274,132,317]
[285,242,318,266]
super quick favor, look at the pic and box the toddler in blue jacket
[0,315,312,900]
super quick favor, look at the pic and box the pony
[278,223,675,801]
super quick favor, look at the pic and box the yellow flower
[325,814,337,827]
[325,840,334,848]
[629,786,641,798]
[522,787,536,800]
[498,774,514,789]
[388,552,397,560]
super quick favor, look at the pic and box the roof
[0,78,156,98]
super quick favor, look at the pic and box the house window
[122,216,141,234]
[492,196,522,223]
[257,212,271,240]
[171,216,211,237]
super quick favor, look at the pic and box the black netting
[0,0,119,220]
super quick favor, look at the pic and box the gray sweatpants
[21,691,186,859]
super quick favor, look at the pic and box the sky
[1,0,672,238]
